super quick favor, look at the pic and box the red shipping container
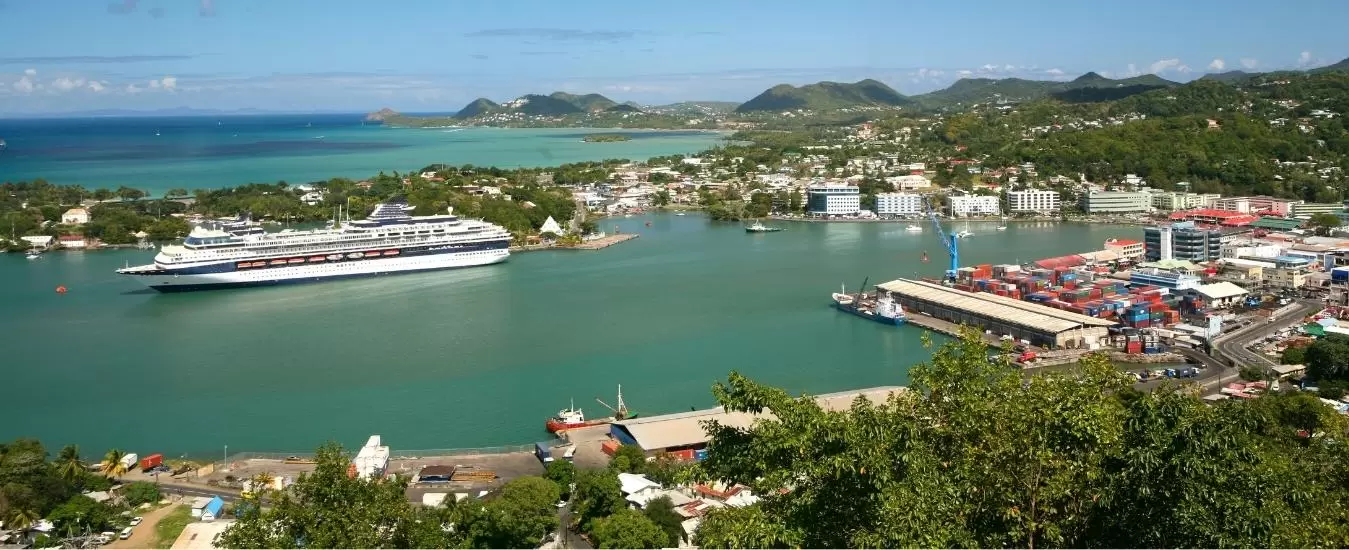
[1134,319,1151,328]
[602,440,621,457]
[1126,342,1143,353]
[139,453,163,471]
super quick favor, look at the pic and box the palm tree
[4,507,40,541]
[249,472,276,497]
[56,444,84,483]
[100,449,128,479]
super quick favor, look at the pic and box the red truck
[1016,351,1038,364]
[139,453,163,471]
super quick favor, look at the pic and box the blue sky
[1,0,1347,115]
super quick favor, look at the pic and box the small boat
[675,212,686,216]
[905,224,923,232]
[26,250,41,260]
[0,138,7,152]
[956,230,974,238]
[545,386,637,434]
[382,250,400,256]
[155,130,161,136]
[745,220,784,233]
[269,259,287,266]
[308,256,327,262]
[996,225,1008,231]
[348,252,365,259]
[326,254,343,261]
[287,258,304,264]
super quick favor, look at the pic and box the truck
[1016,351,1038,363]
[119,453,139,472]
[139,453,163,471]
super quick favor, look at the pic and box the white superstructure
[116,198,512,292]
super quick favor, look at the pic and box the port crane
[922,197,959,282]
[596,384,633,420]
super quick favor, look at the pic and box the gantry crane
[922,196,959,282]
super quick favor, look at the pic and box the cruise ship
[117,198,511,292]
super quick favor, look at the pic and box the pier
[567,233,638,250]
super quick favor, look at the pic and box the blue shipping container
[694,449,708,461]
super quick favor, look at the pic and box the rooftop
[171,520,235,549]
[1195,281,1250,300]
[877,278,1117,334]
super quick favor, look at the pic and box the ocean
[0,215,1142,457]
[0,114,725,195]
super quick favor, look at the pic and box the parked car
[119,527,133,540]
[130,516,143,526]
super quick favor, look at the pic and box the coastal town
[6,6,1349,545]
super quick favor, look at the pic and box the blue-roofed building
[1273,255,1314,269]
[201,496,224,522]
[1129,269,1203,291]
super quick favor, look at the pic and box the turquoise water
[0,115,724,195]
[0,216,1140,456]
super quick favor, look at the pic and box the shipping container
[139,453,163,471]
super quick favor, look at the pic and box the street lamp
[224,444,228,472]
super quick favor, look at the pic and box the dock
[567,233,638,250]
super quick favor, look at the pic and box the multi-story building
[874,193,924,217]
[1104,238,1145,260]
[1151,192,1220,211]
[1005,190,1061,214]
[1144,221,1223,262]
[948,195,1001,217]
[1212,195,1298,216]
[806,183,861,216]
[1291,202,1344,219]
[1081,191,1151,213]
[1266,266,1308,289]
[885,175,931,190]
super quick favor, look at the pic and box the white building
[874,193,923,217]
[299,191,326,206]
[539,216,564,235]
[1151,192,1219,211]
[885,174,931,190]
[806,183,861,216]
[1081,191,1151,213]
[948,195,1001,217]
[1005,190,1060,214]
[61,208,90,225]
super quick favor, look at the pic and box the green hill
[512,94,585,116]
[549,92,619,112]
[1311,56,1349,74]
[917,71,1178,108]
[735,79,912,113]
[604,103,642,113]
[454,98,502,118]
[651,101,739,115]
[1200,70,1257,84]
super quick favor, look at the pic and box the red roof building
[1168,208,1259,227]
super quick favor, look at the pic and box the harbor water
[0,216,1140,456]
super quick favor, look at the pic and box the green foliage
[466,477,560,549]
[1310,212,1343,235]
[1240,364,1269,381]
[1317,380,1348,400]
[100,449,127,478]
[1281,344,1308,365]
[642,496,686,546]
[151,505,194,549]
[694,329,1349,548]
[571,469,625,533]
[121,481,161,506]
[610,444,648,474]
[1306,334,1349,382]
[54,445,83,484]
[543,460,575,499]
[47,495,115,534]
[707,201,746,221]
[589,508,668,549]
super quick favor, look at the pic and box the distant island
[582,133,631,143]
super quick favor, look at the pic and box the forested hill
[914,71,1179,108]
[735,79,912,112]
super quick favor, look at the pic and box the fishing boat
[905,224,923,232]
[545,386,637,434]
[25,249,41,260]
[745,220,784,233]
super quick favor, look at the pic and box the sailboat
[154,130,161,136]
[955,220,973,239]
[996,215,1008,231]
[921,251,930,263]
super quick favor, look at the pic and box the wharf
[904,312,1025,349]
[568,233,638,250]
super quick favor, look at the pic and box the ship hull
[130,248,509,292]
[546,417,616,434]
[833,302,906,326]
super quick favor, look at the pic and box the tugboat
[744,220,784,233]
[544,385,637,434]
[831,278,907,326]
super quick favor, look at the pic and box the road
[107,503,182,549]
[1212,300,1321,369]
[154,480,241,502]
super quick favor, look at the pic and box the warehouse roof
[611,386,906,452]
[1195,281,1249,300]
[877,278,1116,333]
[1251,217,1304,230]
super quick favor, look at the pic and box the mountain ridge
[735,79,912,113]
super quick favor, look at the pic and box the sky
[1,0,1347,115]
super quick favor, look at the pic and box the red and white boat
[544,386,636,434]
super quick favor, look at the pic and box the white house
[61,208,90,225]
[58,235,87,249]
[948,195,1001,217]
[886,174,931,190]
[20,235,53,249]
[299,191,326,206]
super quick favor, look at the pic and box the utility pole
[224,444,228,471]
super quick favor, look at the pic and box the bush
[1317,380,1348,401]
[1281,345,1307,365]
[1239,365,1268,382]
[122,481,161,506]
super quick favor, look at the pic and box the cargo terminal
[876,278,1116,349]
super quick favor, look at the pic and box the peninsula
[582,133,632,143]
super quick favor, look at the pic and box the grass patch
[152,505,194,549]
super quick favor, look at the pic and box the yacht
[116,198,511,292]
[905,224,923,232]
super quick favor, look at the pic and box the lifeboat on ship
[287,258,304,264]
[348,252,365,259]
[327,254,343,261]
[269,259,288,266]
[308,256,326,262]
[383,250,400,256]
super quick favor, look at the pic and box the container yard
[948,262,1191,329]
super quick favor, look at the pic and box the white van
[119,527,133,540]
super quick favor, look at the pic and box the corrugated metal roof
[877,278,1117,333]
[612,386,906,452]
[1195,281,1249,300]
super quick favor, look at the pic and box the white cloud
[1208,58,1225,71]
[88,80,105,92]
[1240,58,1259,69]
[126,83,141,93]
[956,69,972,76]
[1124,64,1140,77]
[51,77,86,91]
[1045,68,1065,76]
[1297,51,1312,67]
[148,79,160,89]
[914,68,945,80]
[14,75,35,93]
[24,68,37,76]
[160,76,177,90]
[1148,58,1190,74]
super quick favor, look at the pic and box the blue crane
[922,197,959,281]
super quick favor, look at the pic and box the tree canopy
[589,508,670,549]
[692,329,1349,548]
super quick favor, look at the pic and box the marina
[0,215,1141,456]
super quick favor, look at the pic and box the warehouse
[609,386,904,455]
[877,278,1115,349]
